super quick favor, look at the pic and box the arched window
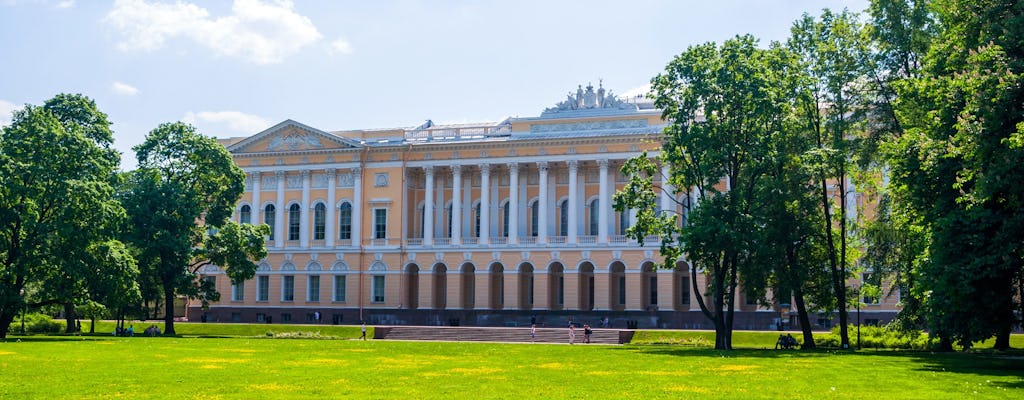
[313,203,326,240]
[530,201,539,237]
[474,203,482,238]
[288,204,300,240]
[502,202,509,237]
[589,199,600,236]
[559,199,568,236]
[338,203,352,240]
[240,205,251,224]
[264,204,276,240]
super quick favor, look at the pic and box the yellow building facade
[196,84,899,329]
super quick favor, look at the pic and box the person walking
[361,322,367,340]
[583,324,592,344]
[568,323,576,345]
[530,324,537,342]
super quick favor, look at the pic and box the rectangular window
[618,276,626,305]
[231,313,241,322]
[374,209,387,239]
[680,276,691,305]
[288,205,300,240]
[281,313,292,323]
[256,313,266,322]
[307,275,320,302]
[314,206,326,240]
[333,275,347,302]
[557,276,564,305]
[265,207,275,240]
[231,281,244,301]
[339,205,352,240]
[650,276,658,306]
[282,275,295,302]
[372,275,385,303]
[257,276,269,301]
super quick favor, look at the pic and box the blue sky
[1,0,868,169]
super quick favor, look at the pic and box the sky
[1,0,869,169]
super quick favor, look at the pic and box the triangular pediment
[227,119,362,154]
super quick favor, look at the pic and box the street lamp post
[20,289,26,335]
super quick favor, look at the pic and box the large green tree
[121,122,267,335]
[617,36,797,349]
[788,9,873,348]
[0,94,131,339]
[890,0,1023,350]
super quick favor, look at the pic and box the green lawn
[2,331,1022,399]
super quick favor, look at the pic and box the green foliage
[21,313,65,334]
[818,324,934,350]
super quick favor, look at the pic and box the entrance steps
[374,325,632,344]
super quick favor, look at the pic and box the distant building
[196,83,898,328]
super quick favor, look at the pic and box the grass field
[3,328,1024,399]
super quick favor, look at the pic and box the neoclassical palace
[196,84,899,329]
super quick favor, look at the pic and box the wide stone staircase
[374,325,632,345]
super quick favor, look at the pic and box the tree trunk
[793,286,816,349]
[937,337,954,352]
[837,169,850,349]
[820,177,850,348]
[0,310,15,339]
[63,302,77,333]
[90,317,96,334]
[994,324,1011,350]
[163,286,176,335]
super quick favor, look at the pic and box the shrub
[817,324,934,350]
[21,313,65,334]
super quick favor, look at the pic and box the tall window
[446,204,453,237]
[557,276,564,305]
[231,281,244,301]
[559,200,568,236]
[288,204,300,240]
[282,275,295,301]
[307,275,320,302]
[502,202,509,237]
[313,203,326,240]
[333,275,346,302]
[589,199,600,235]
[372,276,385,302]
[474,203,481,237]
[418,204,425,238]
[339,203,352,240]
[618,276,626,305]
[264,205,276,240]
[530,201,539,237]
[680,276,691,305]
[374,209,387,239]
[257,275,269,301]
[618,209,630,235]
[240,205,251,224]
[650,276,659,306]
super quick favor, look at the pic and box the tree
[617,36,796,349]
[788,9,873,349]
[0,95,128,339]
[121,122,267,335]
[890,0,1024,350]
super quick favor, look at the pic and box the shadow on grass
[616,345,1024,389]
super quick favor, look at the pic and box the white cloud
[112,81,140,96]
[183,110,271,135]
[105,0,323,64]
[56,0,74,9]
[620,83,652,99]
[330,37,354,55]
[0,99,18,128]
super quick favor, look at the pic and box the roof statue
[542,80,637,116]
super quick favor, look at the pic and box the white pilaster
[598,159,609,243]
[352,167,362,248]
[479,163,491,245]
[567,160,579,244]
[538,161,549,244]
[300,170,311,248]
[423,166,435,246]
[251,172,261,224]
[325,169,336,247]
[275,170,286,248]
[451,165,462,245]
[507,162,519,244]
[660,165,673,217]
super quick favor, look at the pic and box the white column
[660,165,673,216]
[538,161,549,244]
[507,162,519,244]
[479,163,491,245]
[598,159,609,244]
[251,172,261,223]
[325,168,336,248]
[275,171,286,248]
[352,167,362,248]
[423,166,435,246]
[300,170,311,248]
[451,165,462,245]
[567,160,579,244]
